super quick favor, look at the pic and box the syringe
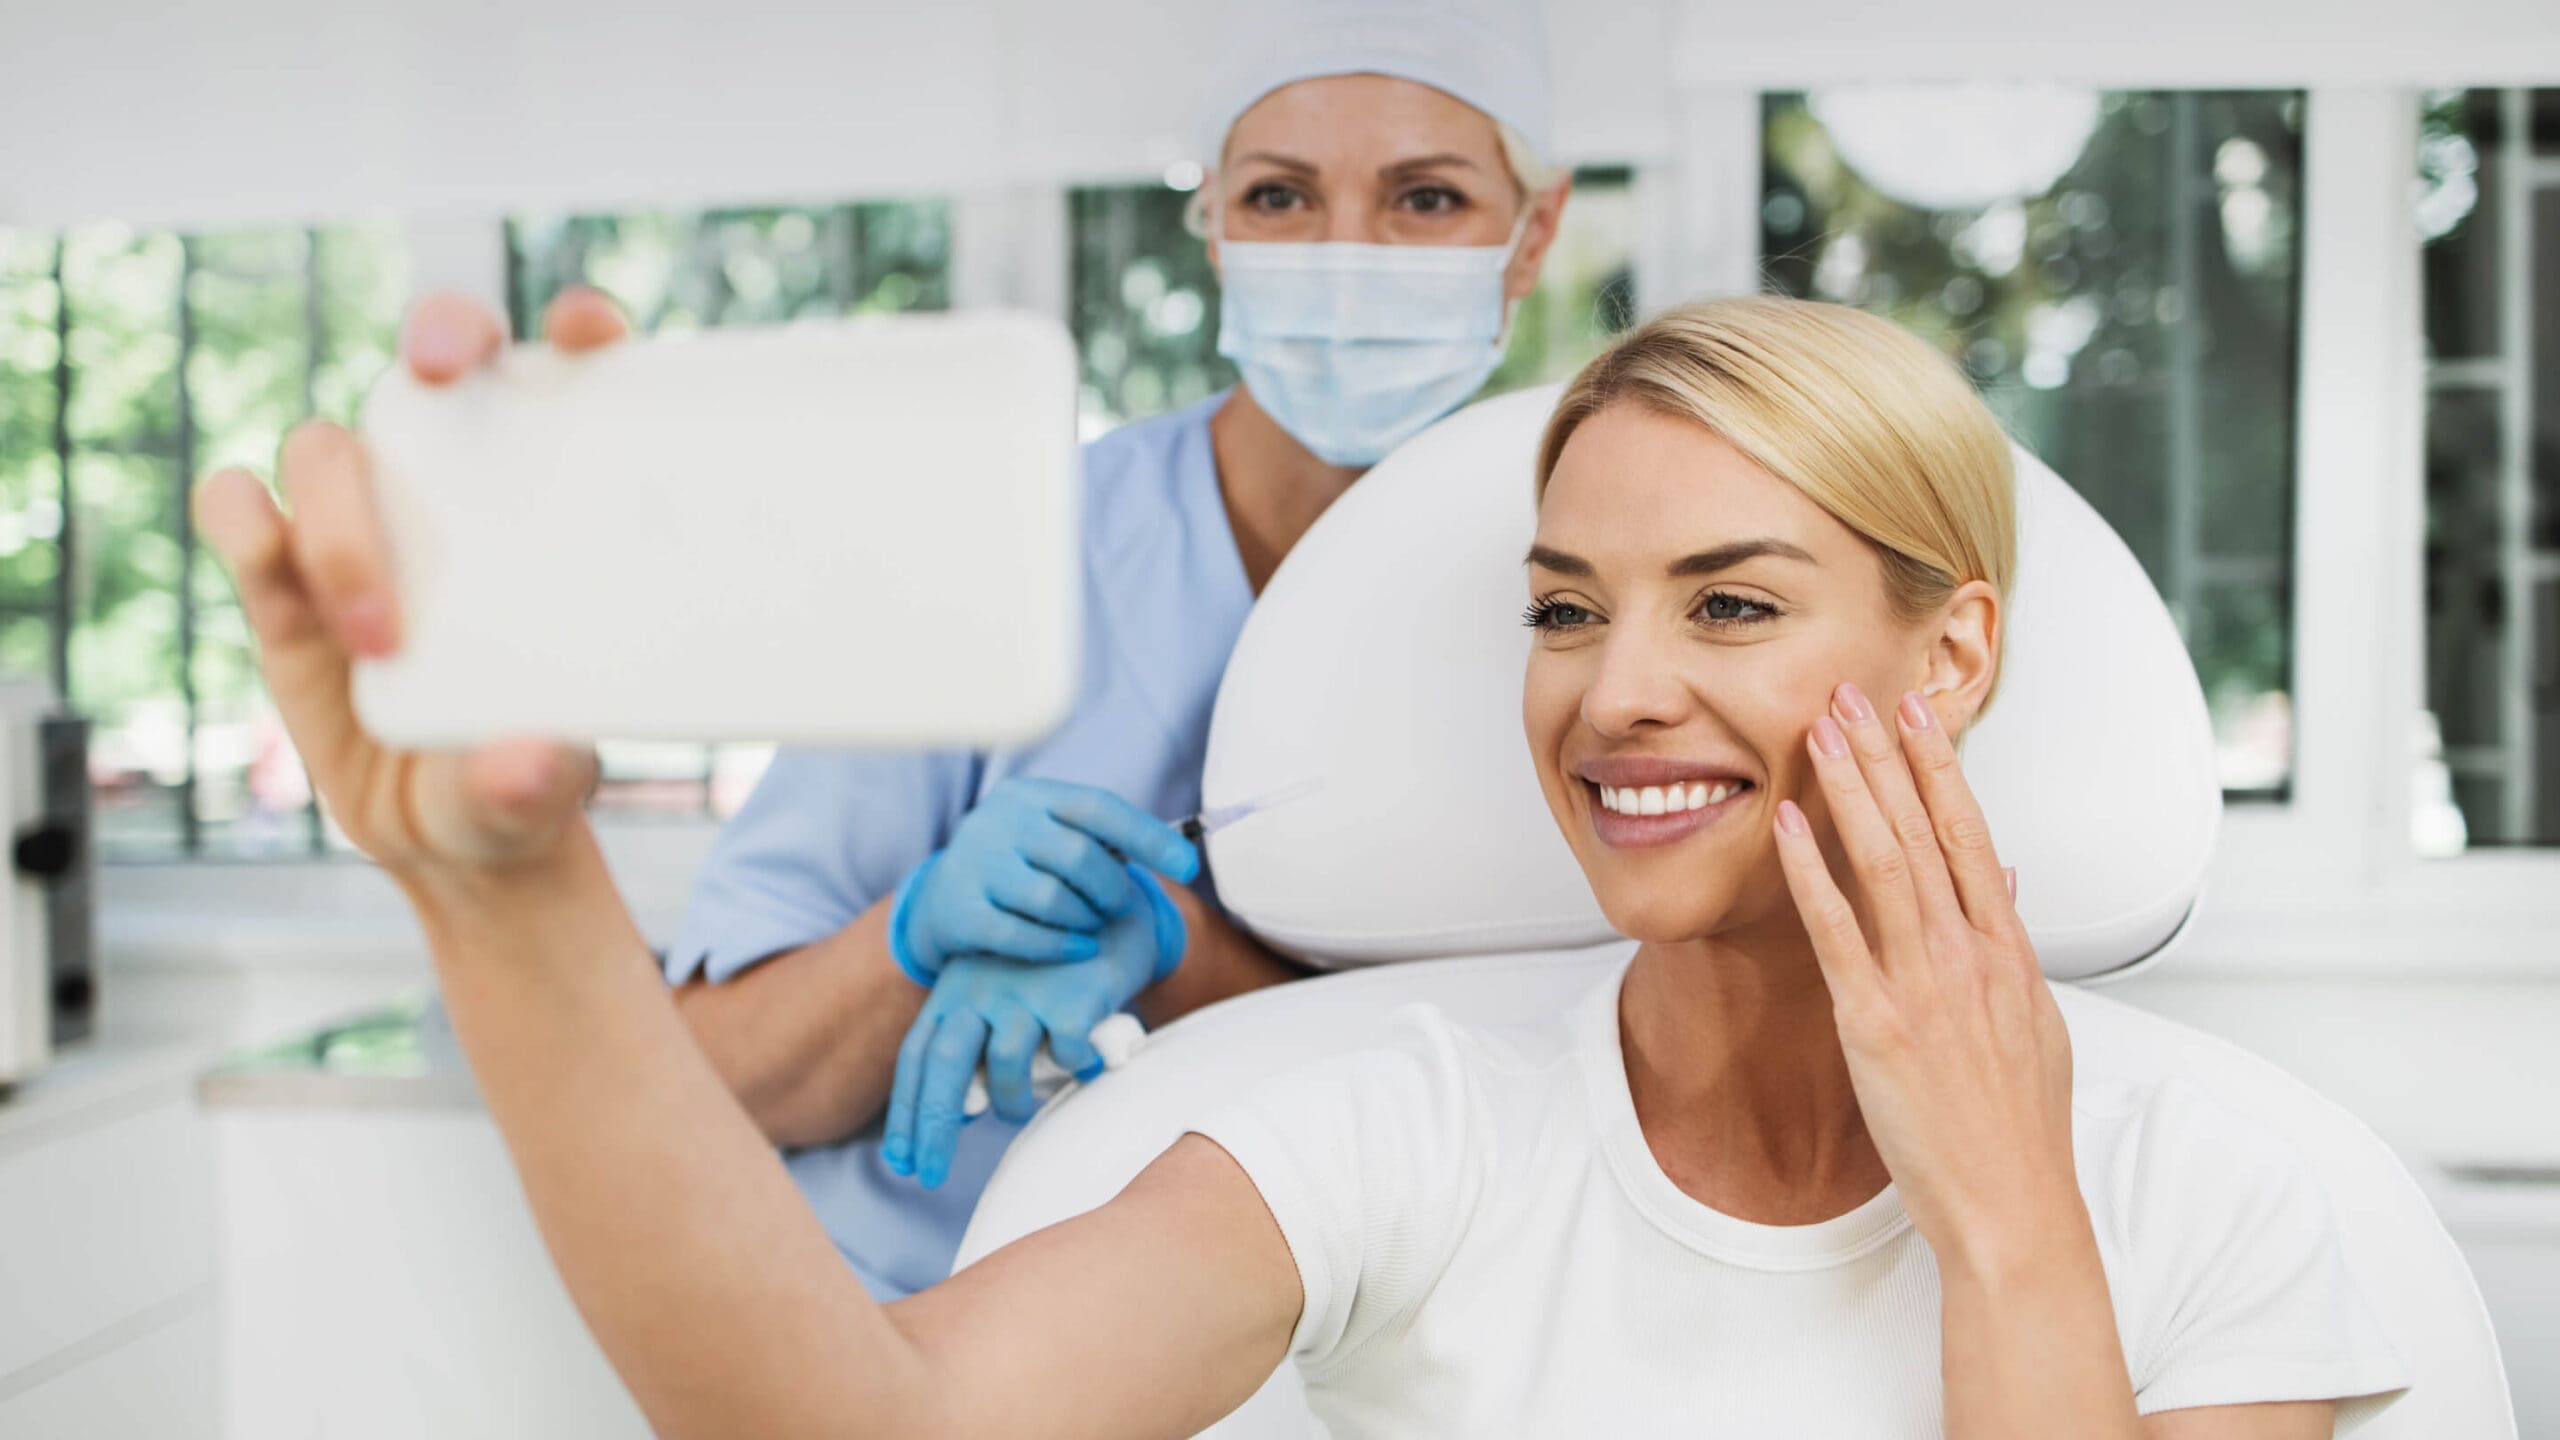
[1176,775,1325,844]
[960,776,1323,1119]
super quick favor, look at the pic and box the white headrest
[1202,384,2221,981]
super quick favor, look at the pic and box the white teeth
[1597,778,1749,816]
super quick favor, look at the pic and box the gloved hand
[882,862,1187,1189]
[887,778,1200,984]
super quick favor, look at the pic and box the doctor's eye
[1523,597,1598,631]
[1695,591,1780,627]
[1400,185,1469,215]
[1243,183,1308,214]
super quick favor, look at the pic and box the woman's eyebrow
[1668,539,1816,576]
[1524,539,1815,578]
[1524,544,1590,576]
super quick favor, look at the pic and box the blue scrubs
[662,393,1254,1300]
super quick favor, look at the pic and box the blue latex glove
[886,778,1200,983]
[882,862,1187,1188]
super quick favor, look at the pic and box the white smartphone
[352,311,1081,750]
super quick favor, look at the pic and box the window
[1067,166,1641,433]
[505,200,955,819]
[0,222,408,859]
[2419,88,2560,851]
[1762,91,2305,798]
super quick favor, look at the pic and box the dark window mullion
[49,238,74,707]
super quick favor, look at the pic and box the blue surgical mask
[1215,213,1528,468]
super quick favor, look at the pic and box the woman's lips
[1585,779,1754,849]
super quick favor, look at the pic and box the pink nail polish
[1833,683,1874,725]
[2004,866,2018,901]
[1810,715,1849,759]
[1776,799,1808,836]
[1899,691,1935,731]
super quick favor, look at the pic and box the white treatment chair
[955,388,2514,1437]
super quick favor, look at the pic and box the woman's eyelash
[1523,594,1778,631]
[1522,597,1594,631]
[1696,591,1780,626]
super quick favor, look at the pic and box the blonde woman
[197,296,2406,1437]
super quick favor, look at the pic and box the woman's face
[1523,401,1970,945]
[1212,73,1560,304]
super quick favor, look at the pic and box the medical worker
[668,0,1574,1298]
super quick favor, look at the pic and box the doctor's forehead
[1224,74,1506,172]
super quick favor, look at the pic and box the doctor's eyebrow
[1381,154,1484,177]
[1231,151,1319,175]
[1524,539,1817,577]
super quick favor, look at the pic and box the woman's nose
[1579,629,1695,737]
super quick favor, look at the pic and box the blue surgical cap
[1197,0,1554,163]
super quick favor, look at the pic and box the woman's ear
[1505,177,1573,303]
[1916,580,2001,735]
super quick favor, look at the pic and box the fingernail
[341,595,396,658]
[920,1160,946,1190]
[1832,683,1873,726]
[1900,691,1935,731]
[1810,715,1849,759]
[405,319,468,377]
[1776,798,1808,836]
[1066,935,1100,961]
[1074,1061,1105,1082]
[2004,866,2018,900]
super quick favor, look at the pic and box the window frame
[100,94,2560,982]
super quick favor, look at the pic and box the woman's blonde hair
[1537,295,2017,700]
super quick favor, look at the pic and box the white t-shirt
[1194,964,2410,1437]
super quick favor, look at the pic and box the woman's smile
[1575,756,1758,850]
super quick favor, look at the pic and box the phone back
[353,311,1081,750]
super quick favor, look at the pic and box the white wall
[18,0,2555,236]
[0,0,1681,231]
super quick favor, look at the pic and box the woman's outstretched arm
[413,836,1296,1440]
[197,288,1301,1439]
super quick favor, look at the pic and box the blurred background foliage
[1763,91,2305,795]
[5,86,2548,855]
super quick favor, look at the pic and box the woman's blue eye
[1522,598,1595,631]
[1698,592,1777,625]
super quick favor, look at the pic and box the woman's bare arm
[414,837,1296,1440]
[198,286,1300,1440]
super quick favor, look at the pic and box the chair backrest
[1198,384,2220,981]
[957,387,2513,1435]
